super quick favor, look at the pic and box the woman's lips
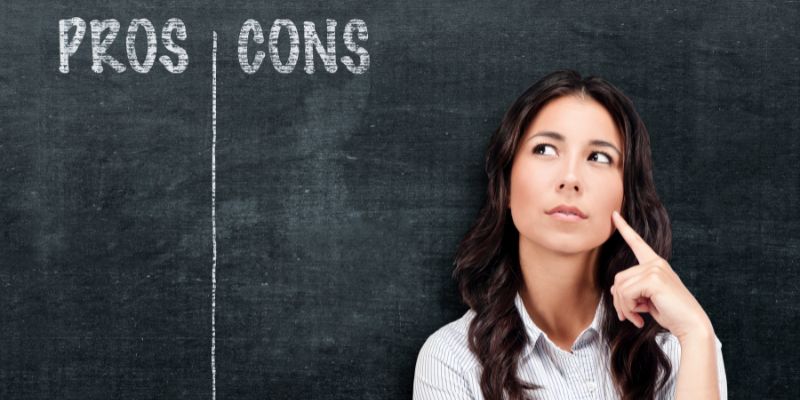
[548,211,585,222]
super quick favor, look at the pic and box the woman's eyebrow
[528,130,622,158]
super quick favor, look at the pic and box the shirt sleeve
[657,334,728,400]
[413,333,475,400]
[715,336,728,400]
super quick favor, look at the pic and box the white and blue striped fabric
[413,291,727,399]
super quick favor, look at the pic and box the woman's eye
[590,152,613,164]
[533,144,557,156]
[533,144,613,165]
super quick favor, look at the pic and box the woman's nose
[557,157,582,192]
[558,180,580,192]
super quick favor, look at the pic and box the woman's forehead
[524,95,622,147]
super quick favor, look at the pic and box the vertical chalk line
[211,30,218,400]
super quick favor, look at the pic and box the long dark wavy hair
[452,69,673,400]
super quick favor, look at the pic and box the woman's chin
[539,236,603,255]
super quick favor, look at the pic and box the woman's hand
[609,210,714,341]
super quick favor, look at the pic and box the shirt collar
[514,290,606,359]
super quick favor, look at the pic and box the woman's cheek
[509,174,543,234]
[597,179,623,237]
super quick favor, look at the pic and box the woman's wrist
[676,315,715,345]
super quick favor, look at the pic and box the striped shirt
[413,291,727,399]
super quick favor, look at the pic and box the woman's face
[509,94,624,255]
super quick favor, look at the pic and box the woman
[413,70,727,400]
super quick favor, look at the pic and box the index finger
[612,210,660,264]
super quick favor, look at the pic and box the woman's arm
[674,321,726,400]
[609,212,728,399]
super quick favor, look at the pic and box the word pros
[59,17,188,74]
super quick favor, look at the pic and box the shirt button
[586,380,596,391]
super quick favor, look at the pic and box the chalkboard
[1,1,798,399]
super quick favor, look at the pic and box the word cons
[237,18,369,74]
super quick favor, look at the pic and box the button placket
[565,351,582,381]
[583,345,605,398]
[573,348,601,400]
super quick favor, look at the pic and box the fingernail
[613,210,619,217]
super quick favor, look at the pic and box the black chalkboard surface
[1,1,798,399]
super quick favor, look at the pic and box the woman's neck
[517,236,602,352]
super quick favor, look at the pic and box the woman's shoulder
[415,308,481,372]
[413,309,482,398]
